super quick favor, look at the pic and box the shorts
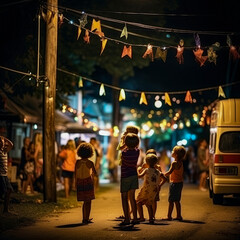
[0,176,13,197]
[120,175,139,193]
[62,170,74,178]
[168,182,183,202]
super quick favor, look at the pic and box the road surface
[1,182,240,240]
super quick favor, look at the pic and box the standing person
[119,133,140,226]
[163,145,186,221]
[20,137,30,192]
[22,141,35,194]
[0,136,14,214]
[159,149,171,172]
[75,142,97,224]
[197,139,209,191]
[33,133,43,179]
[59,139,77,198]
[137,153,167,224]
[137,149,163,220]
[89,137,101,192]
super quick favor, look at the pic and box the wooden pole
[43,0,58,202]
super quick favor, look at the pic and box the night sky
[0,0,240,111]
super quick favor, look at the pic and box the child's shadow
[113,224,140,231]
[179,219,205,224]
[56,223,88,228]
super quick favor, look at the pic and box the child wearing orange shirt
[163,146,186,221]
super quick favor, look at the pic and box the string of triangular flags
[58,68,234,107]
[41,6,240,65]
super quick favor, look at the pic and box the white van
[208,98,240,204]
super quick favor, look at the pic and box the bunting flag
[120,24,128,39]
[99,84,106,96]
[139,92,148,105]
[193,48,208,66]
[143,44,154,61]
[100,38,107,55]
[78,77,83,88]
[165,93,172,106]
[77,26,82,40]
[91,19,102,33]
[119,89,126,101]
[194,33,201,48]
[229,46,240,60]
[218,86,226,98]
[83,30,90,44]
[58,14,64,28]
[155,47,167,62]
[207,47,217,65]
[176,39,184,64]
[185,91,193,103]
[121,45,132,58]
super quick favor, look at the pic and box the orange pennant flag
[142,44,154,61]
[100,38,107,55]
[121,46,132,58]
[165,93,172,106]
[83,30,90,44]
[119,89,126,101]
[218,86,226,98]
[193,48,208,66]
[139,92,148,105]
[91,19,102,32]
[176,45,184,64]
[185,91,193,103]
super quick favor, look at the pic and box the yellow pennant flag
[119,89,126,101]
[165,93,172,106]
[99,84,106,96]
[218,86,226,98]
[91,19,102,32]
[77,27,82,40]
[100,38,107,55]
[78,77,83,88]
[139,92,148,105]
[120,24,128,39]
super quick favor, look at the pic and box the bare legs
[82,200,92,224]
[64,177,72,198]
[165,201,182,220]
[199,171,207,191]
[121,189,138,224]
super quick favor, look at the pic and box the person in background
[33,133,43,179]
[22,141,35,194]
[119,133,140,226]
[89,137,101,192]
[59,139,77,198]
[137,153,167,224]
[0,136,15,215]
[75,142,97,225]
[159,149,171,173]
[163,146,186,221]
[20,137,30,192]
[197,139,209,191]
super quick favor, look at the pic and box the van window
[219,131,240,153]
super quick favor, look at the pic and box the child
[163,145,186,221]
[75,142,98,224]
[117,125,139,165]
[120,133,140,225]
[137,153,166,224]
[0,136,14,214]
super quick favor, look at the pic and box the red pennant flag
[193,48,208,66]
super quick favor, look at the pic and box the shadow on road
[223,197,240,206]
[56,223,87,228]
[113,225,141,231]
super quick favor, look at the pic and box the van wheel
[213,193,223,205]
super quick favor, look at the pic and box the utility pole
[43,0,58,202]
